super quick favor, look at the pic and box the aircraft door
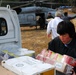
[36,13,46,29]
[18,13,36,26]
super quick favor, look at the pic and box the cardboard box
[1,56,55,75]
[41,68,55,75]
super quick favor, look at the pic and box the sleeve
[69,16,76,20]
[73,67,76,73]
[73,57,76,73]
[72,66,76,75]
[48,39,55,52]
[47,21,52,35]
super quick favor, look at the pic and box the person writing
[47,10,63,39]
[48,21,76,75]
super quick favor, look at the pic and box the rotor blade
[12,1,34,9]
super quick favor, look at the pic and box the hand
[71,67,76,75]
[47,34,50,38]
[72,71,76,75]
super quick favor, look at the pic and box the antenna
[33,0,36,6]
[0,0,2,6]
[7,5,10,9]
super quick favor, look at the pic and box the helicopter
[2,0,56,27]
[17,6,56,28]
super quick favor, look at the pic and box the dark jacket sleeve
[48,40,54,50]
[68,16,76,20]
[48,37,58,52]
[73,67,76,73]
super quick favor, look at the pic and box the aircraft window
[0,18,7,36]
[27,15,34,21]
